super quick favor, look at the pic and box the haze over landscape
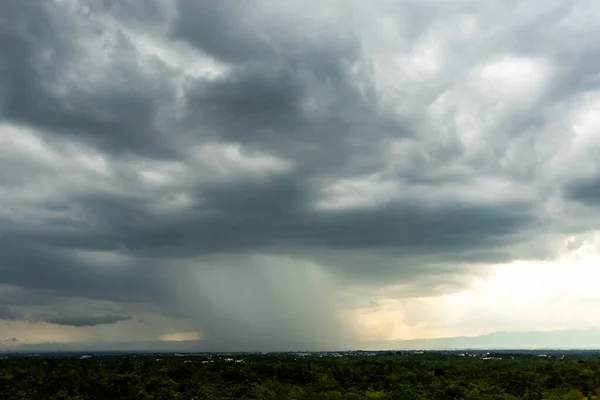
[1,0,600,352]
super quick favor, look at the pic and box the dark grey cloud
[0,285,132,327]
[0,307,130,327]
[566,176,600,207]
[0,238,177,304]
[1,0,599,348]
[42,314,131,327]
[0,0,179,158]
[172,0,275,63]
[173,0,398,181]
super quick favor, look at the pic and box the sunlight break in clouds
[159,332,203,341]
[351,231,600,341]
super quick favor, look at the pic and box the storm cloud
[1,0,600,350]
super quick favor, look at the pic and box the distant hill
[3,328,600,353]
[364,328,600,350]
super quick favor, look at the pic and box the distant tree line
[0,353,599,399]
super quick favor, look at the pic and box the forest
[1,352,599,399]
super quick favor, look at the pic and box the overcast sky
[1,0,600,351]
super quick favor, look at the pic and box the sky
[1,0,600,351]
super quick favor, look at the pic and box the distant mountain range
[363,328,600,350]
[2,328,600,353]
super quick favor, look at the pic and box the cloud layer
[1,0,600,349]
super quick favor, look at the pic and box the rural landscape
[1,350,599,399]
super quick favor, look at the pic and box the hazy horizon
[1,0,600,351]
[4,328,600,354]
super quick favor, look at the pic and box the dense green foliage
[1,353,599,399]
